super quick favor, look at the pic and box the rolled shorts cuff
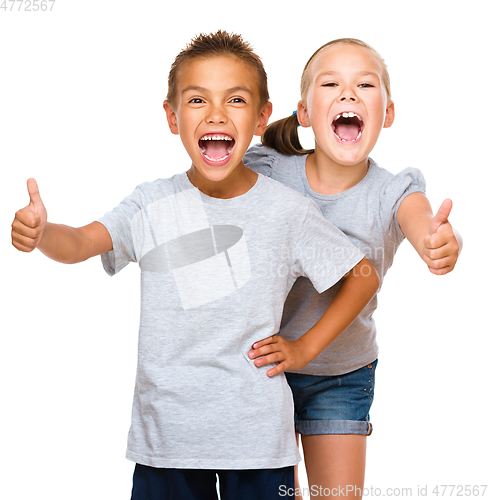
[296,419,373,436]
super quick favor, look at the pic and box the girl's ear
[383,101,395,129]
[297,100,311,128]
[254,101,273,136]
[163,100,179,135]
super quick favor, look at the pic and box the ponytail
[261,113,314,156]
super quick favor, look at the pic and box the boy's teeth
[200,134,233,141]
[203,154,229,161]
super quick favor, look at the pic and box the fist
[11,178,48,253]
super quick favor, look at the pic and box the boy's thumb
[27,178,44,212]
[429,198,452,235]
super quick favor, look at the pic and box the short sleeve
[97,186,147,276]
[380,167,426,244]
[293,201,365,293]
[243,143,279,177]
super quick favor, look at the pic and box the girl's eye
[358,83,374,88]
[321,82,337,87]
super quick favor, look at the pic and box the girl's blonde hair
[262,38,391,156]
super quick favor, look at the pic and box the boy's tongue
[335,123,359,141]
[203,140,230,159]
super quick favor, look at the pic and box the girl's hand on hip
[248,335,310,377]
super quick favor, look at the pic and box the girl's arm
[396,192,462,275]
[11,178,113,264]
[248,257,379,377]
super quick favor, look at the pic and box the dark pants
[131,463,295,500]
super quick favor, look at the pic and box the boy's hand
[422,199,461,275]
[248,335,311,377]
[11,178,48,253]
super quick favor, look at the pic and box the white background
[1,1,487,498]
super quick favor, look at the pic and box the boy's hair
[262,38,391,156]
[167,30,269,108]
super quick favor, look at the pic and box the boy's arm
[11,178,113,264]
[249,257,379,377]
[396,192,462,275]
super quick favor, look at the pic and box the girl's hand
[248,335,311,377]
[423,199,462,275]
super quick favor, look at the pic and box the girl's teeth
[334,112,362,121]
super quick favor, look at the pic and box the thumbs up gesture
[11,178,48,253]
[423,199,461,275]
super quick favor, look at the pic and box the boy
[11,31,379,500]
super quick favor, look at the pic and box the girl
[245,39,461,498]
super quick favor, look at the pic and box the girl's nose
[339,86,357,102]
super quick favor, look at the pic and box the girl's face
[298,43,394,170]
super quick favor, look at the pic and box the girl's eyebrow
[357,71,381,79]
[316,71,380,79]
[181,85,253,95]
[316,71,338,78]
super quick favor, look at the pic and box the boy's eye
[229,97,245,103]
[321,82,337,87]
[358,83,374,88]
[189,98,204,104]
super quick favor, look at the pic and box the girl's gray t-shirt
[97,172,364,469]
[244,144,426,376]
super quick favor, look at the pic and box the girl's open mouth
[198,134,235,166]
[332,112,364,143]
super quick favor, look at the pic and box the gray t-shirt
[244,144,426,376]
[97,171,364,469]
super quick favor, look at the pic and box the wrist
[295,334,320,366]
[453,228,463,254]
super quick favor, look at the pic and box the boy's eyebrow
[181,85,253,95]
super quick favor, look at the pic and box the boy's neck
[305,151,369,196]
[187,162,258,199]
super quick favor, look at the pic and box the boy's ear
[297,101,311,128]
[163,100,179,135]
[383,101,395,129]
[254,101,273,136]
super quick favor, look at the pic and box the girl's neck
[305,150,369,196]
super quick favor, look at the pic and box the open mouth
[332,112,364,143]
[198,134,235,164]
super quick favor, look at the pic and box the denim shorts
[285,359,377,436]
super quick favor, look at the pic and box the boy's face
[164,55,271,191]
[298,43,395,169]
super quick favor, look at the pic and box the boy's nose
[206,105,227,124]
